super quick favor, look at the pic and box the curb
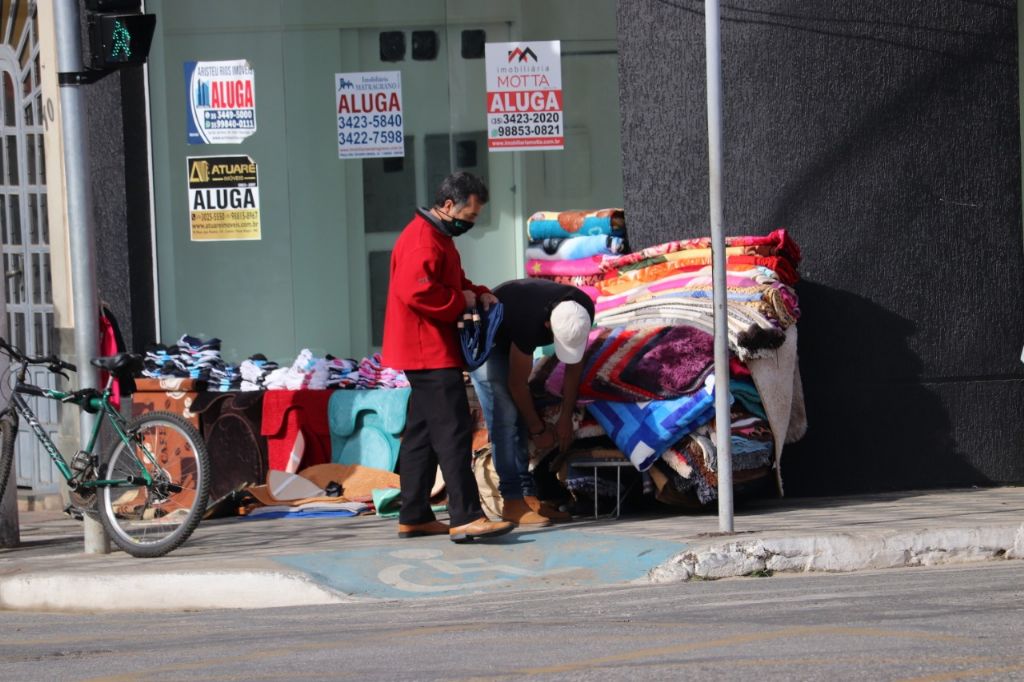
[648,524,1024,583]
[0,570,354,612]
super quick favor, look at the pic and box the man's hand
[554,413,574,453]
[529,423,557,452]
[478,292,498,311]
[462,289,477,310]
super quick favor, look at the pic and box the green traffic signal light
[111,19,132,59]
[87,12,155,69]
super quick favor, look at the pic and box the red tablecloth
[260,389,335,471]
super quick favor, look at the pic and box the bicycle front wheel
[99,412,210,558]
[0,411,18,494]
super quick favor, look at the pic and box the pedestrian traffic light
[85,0,156,70]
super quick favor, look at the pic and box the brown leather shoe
[449,517,514,543]
[501,498,551,527]
[398,520,449,538]
[525,495,571,522]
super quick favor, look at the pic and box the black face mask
[437,208,475,236]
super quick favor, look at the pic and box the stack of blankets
[524,209,628,296]
[530,228,806,504]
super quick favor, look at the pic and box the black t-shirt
[493,279,595,354]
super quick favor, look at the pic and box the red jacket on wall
[382,211,490,370]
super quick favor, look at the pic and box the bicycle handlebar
[0,337,77,373]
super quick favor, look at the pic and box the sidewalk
[1,486,1022,611]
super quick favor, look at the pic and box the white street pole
[705,0,734,532]
[54,0,109,554]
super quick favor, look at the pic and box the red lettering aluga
[338,92,401,114]
[210,79,254,109]
[487,90,562,113]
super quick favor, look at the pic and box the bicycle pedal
[62,504,85,522]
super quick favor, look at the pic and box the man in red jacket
[382,172,513,543]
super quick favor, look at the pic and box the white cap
[550,301,592,364]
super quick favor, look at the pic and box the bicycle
[0,337,210,557]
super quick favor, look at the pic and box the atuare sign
[187,155,261,241]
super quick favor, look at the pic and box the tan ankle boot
[525,495,571,522]
[501,498,551,526]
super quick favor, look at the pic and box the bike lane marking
[273,528,687,599]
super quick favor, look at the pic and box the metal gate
[0,3,59,494]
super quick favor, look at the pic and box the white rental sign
[185,59,257,145]
[485,40,563,151]
[336,71,405,159]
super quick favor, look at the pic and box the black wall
[617,0,1024,494]
[79,0,155,352]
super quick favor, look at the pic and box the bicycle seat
[91,353,143,375]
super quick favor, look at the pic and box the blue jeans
[470,351,535,500]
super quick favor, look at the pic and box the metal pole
[705,0,734,532]
[54,0,109,554]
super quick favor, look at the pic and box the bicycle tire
[99,411,210,558]
[0,411,17,495]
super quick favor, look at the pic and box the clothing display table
[189,391,267,503]
[133,381,267,507]
[132,377,203,428]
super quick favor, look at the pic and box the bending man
[470,279,594,526]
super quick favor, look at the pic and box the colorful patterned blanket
[527,208,626,240]
[528,274,603,296]
[606,253,800,286]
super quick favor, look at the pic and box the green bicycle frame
[8,380,156,489]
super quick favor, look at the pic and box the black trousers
[398,368,484,527]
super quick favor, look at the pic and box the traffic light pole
[54,0,110,554]
[705,0,734,533]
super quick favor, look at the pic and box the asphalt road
[1,561,1022,681]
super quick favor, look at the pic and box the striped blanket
[596,282,799,329]
[594,298,786,360]
[534,325,717,402]
[602,228,801,272]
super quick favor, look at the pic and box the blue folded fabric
[525,235,627,261]
[585,375,725,471]
[459,302,504,371]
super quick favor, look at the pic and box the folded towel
[527,208,626,240]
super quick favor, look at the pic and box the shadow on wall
[781,280,991,496]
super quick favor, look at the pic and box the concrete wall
[618,0,1024,494]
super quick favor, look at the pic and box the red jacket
[381,212,490,370]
